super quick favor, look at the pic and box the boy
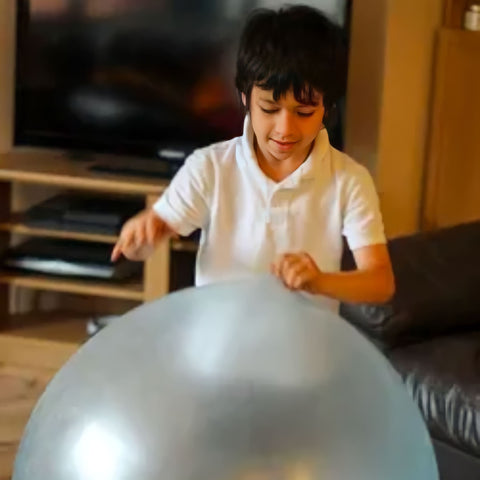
[111,5,395,310]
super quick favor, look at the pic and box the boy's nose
[274,111,296,139]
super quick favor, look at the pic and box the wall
[345,0,444,238]
[344,0,389,174]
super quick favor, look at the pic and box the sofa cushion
[388,332,480,458]
[340,221,480,348]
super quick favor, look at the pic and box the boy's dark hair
[235,5,347,115]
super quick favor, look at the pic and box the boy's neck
[254,138,314,183]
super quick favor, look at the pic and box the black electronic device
[2,238,141,281]
[14,0,349,162]
[24,193,144,235]
[14,1,249,159]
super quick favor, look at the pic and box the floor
[0,316,85,479]
[0,361,55,480]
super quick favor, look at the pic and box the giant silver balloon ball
[14,276,438,480]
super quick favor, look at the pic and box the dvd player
[2,238,142,281]
[24,193,144,235]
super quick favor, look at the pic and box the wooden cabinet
[0,149,199,308]
[0,149,194,305]
[422,3,480,230]
[443,0,470,28]
[423,29,480,229]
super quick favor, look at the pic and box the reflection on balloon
[13,276,438,480]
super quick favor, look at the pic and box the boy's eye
[259,106,315,117]
[260,107,278,114]
[297,111,314,117]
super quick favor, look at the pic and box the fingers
[145,214,155,245]
[134,223,146,249]
[271,252,317,290]
[280,254,309,290]
[111,210,173,262]
[286,262,311,289]
[111,228,136,261]
[111,212,147,262]
[111,241,122,262]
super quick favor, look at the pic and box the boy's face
[243,86,325,167]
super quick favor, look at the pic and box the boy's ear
[241,92,246,107]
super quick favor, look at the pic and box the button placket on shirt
[266,186,293,252]
[266,188,284,224]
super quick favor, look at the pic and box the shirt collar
[239,114,330,187]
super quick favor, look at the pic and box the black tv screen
[15,0,349,160]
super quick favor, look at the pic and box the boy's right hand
[111,209,176,262]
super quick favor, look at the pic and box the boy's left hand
[271,252,323,294]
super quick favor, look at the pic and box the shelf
[0,272,144,301]
[0,149,169,195]
[0,214,118,243]
[0,153,196,301]
[170,239,198,252]
[0,214,199,252]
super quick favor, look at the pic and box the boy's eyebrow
[258,98,319,107]
[299,101,320,107]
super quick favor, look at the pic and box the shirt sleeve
[342,163,387,250]
[153,152,212,236]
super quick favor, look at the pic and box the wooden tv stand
[0,148,190,305]
[0,148,200,346]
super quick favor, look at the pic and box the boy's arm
[335,160,394,303]
[312,244,394,303]
[271,244,395,304]
[112,152,212,262]
[153,153,212,237]
[111,209,178,262]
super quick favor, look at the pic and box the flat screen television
[14,0,350,164]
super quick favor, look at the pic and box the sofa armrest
[340,222,480,349]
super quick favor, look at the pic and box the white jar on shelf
[464,4,480,31]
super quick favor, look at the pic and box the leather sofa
[341,221,480,479]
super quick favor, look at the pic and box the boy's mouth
[271,139,297,150]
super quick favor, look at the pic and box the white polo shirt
[154,116,386,307]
